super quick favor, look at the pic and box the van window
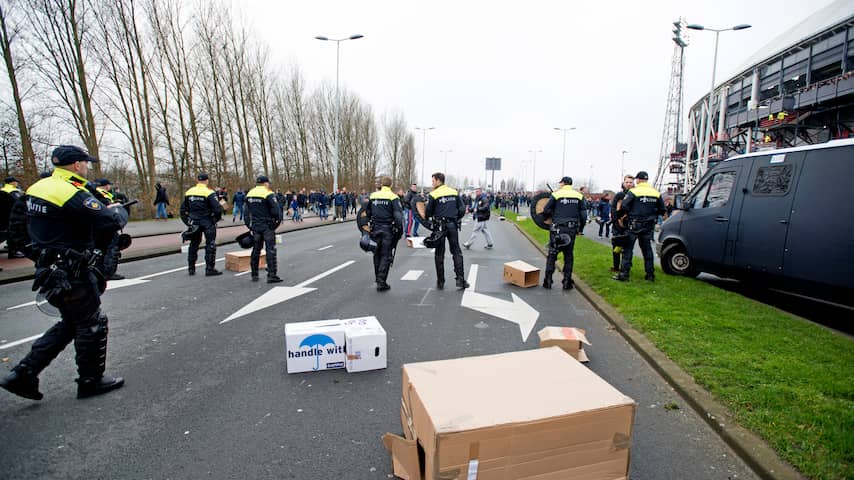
[692,171,736,209]
[753,164,794,195]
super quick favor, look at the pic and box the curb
[0,218,355,286]
[510,221,804,480]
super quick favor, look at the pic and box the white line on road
[0,333,43,350]
[6,301,35,311]
[401,270,423,281]
[317,245,333,251]
[293,260,355,288]
[235,270,252,277]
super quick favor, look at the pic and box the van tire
[661,244,699,277]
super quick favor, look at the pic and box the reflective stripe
[551,185,583,200]
[370,186,398,200]
[429,184,458,199]
[630,183,661,198]
[26,169,87,207]
[96,187,114,202]
[1,184,19,194]
[185,184,213,197]
[247,186,272,199]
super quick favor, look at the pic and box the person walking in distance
[613,171,665,282]
[426,172,469,290]
[463,187,494,250]
[181,173,223,276]
[245,175,283,283]
[0,145,128,400]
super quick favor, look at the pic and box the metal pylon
[654,19,688,193]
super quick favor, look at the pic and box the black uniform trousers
[251,226,277,277]
[22,270,108,379]
[101,233,121,277]
[434,220,464,282]
[371,224,394,284]
[620,223,655,276]
[611,223,626,270]
[545,225,577,285]
[188,223,217,271]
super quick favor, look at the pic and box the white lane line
[0,333,43,350]
[5,258,226,311]
[401,270,423,281]
[317,245,333,251]
[293,260,355,288]
[235,270,252,277]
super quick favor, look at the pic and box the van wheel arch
[661,243,699,277]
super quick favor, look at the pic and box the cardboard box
[275,234,283,244]
[225,249,266,272]
[383,348,635,480]
[538,326,591,362]
[284,319,346,373]
[503,260,540,288]
[342,316,387,373]
[407,236,425,248]
[517,215,528,221]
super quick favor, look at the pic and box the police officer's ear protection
[117,233,132,251]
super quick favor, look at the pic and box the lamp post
[620,149,628,178]
[415,126,435,188]
[528,149,542,193]
[553,127,576,176]
[314,34,364,194]
[439,149,453,174]
[686,23,751,178]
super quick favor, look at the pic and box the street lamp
[439,149,453,174]
[553,127,576,176]
[528,149,542,192]
[687,23,751,178]
[620,150,628,178]
[415,126,435,188]
[314,34,364,194]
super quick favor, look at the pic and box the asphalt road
[0,218,757,479]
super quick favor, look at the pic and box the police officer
[93,178,125,281]
[1,176,24,258]
[425,172,469,290]
[613,171,665,282]
[365,176,404,291]
[610,175,634,272]
[181,172,223,276]
[542,176,586,290]
[0,145,128,400]
[245,175,282,283]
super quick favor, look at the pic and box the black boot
[0,365,43,400]
[542,278,552,289]
[376,282,390,291]
[436,278,444,290]
[205,269,223,277]
[562,279,574,290]
[188,266,195,276]
[455,278,470,290]
[612,272,629,282]
[77,376,124,399]
[267,275,283,284]
[644,273,655,282]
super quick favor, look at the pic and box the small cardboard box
[538,326,591,362]
[275,234,283,244]
[517,215,528,221]
[503,260,540,288]
[225,249,266,272]
[383,348,636,480]
[407,237,425,248]
[342,316,387,373]
[284,319,346,373]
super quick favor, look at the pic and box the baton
[121,199,139,208]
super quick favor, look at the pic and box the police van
[657,138,854,304]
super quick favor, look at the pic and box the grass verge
[504,211,853,480]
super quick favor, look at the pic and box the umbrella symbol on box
[299,334,336,371]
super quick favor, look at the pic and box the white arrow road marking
[401,270,423,281]
[460,264,539,342]
[221,260,356,324]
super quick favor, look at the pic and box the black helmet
[423,230,445,249]
[236,231,253,249]
[554,233,573,248]
[359,233,377,253]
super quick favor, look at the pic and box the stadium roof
[724,0,854,83]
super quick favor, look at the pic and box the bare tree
[381,110,407,188]
[399,133,416,186]
[0,0,37,181]
[25,0,102,175]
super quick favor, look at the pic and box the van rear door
[680,166,741,267]
[784,145,854,289]
[733,151,804,275]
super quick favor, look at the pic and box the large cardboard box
[284,319,346,373]
[225,249,266,272]
[503,260,540,288]
[538,326,591,362]
[384,348,635,480]
[342,316,387,373]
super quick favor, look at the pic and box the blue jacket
[598,199,611,222]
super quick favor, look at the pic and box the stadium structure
[664,0,854,193]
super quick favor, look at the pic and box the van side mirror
[674,193,689,210]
